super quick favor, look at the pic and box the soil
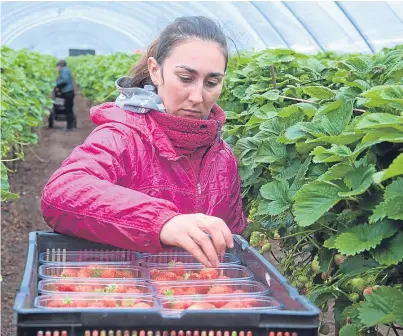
[1,88,96,335]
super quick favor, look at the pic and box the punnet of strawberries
[154,280,269,297]
[37,294,155,309]
[161,295,281,310]
[149,263,253,282]
[40,264,146,279]
[38,279,152,295]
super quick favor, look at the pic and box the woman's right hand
[159,213,234,267]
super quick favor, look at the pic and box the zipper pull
[197,183,201,195]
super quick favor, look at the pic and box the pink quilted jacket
[41,103,246,252]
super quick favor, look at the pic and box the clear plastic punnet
[139,252,240,267]
[34,294,158,310]
[154,280,270,297]
[149,265,254,283]
[38,278,154,295]
[39,249,140,264]
[160,294,283,311]
[38,263,149,280]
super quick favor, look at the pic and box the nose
[188,82,204,104]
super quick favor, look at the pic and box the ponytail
[128,39,158,88]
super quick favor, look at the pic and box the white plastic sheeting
[1,1,403,57]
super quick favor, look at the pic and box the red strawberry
[220,300,244,309]
[76,285,94,293]
[188,302,216,310]
[47,299,63,308]
[61,297,74,308]
[183,287,198,296]
[76,300,89,308]
[102,299,118,308]
[91,301,106,308]
[149,269,161,278]
[60,269,78,278]
[77,268,93,278]
[116,270,133,278]
[56,281,75,292]
[133,302,152,308]
[171,300,192,310]
[199,268,219,280]
[207,285,233,295]
[218,275,230,280]
[101,268,117,279]
[363,286,379,296]
[154,271,177,281]
[185,272,202,281]
[87,265,103,277]
[169,261,185,277]
[233,289,246,294]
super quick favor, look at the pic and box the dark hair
[57,60,66,67]
[129,16,228,88]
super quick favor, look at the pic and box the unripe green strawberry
[311,257,320,274]
[297,275,308,284]
[249,207,257,216]
[349,293,360,302]
[334,254,346,265]
[261,242,271,252]
[350,278,366,292]
[296,281,305,289]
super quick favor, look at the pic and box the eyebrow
[175,65,224,77]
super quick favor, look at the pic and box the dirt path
[1,88,96,335]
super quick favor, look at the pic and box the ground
[1,89,96,335]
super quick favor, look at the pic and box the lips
[183,109,202,119]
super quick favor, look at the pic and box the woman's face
[148,39,226,120]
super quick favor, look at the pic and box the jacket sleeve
[226,151,247,235]
[41,124,180,252]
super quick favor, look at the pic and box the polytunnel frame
[1,1,402,55]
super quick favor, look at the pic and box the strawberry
[87,265,103,278]
[220,300,244,309]
[218,275,230,280]
[102,299,118,308]
[133,302,152,309]
[363,285,379,296]
[207,285,233,296]
[56,281,75,292]
[334,254,346,266]
[116,270,133,278]
[188,302,216,310]
[61,297,74,308]
[154,271,178,282]
[121,298,136,307]
[91,301,106,308]
[101,268,117,279]
[199,268,219,280]
[149,269,161,278]
[169,261,185,277]
[76,285,94,293]
[185,272,202,281]
[77,268,93,278]
[170,301,188,310]
[183,287,198,296]
[47,299,63,308]
[60,269,78,278]
[350,278,366,292]
[75,300,89,308]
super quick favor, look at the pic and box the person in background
[42,16,247,267]
[56,59,75,131]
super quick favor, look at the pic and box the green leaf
[370,232,403,266]
[339,325,357,336]
[382,178,403,220]
[339,160,376,197]
[323,236,337,248]
[318,163,352,181]
[373,153,403,184]
[311,144,353,163]
[339,255,379,277]
[260,180,291,202]
[308,287,338,307]
[293,181,343,227]
[302,86,336,100]
[307,132,362,145]
[355,113,403,131]
[358,286,403,326]
[334,220,399,256]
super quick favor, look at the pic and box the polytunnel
[1,1,403,58]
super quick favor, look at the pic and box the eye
[206,80,219,88]
[179,76,192,83]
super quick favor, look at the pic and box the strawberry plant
[66,52,142,104]
[219,46,403,334]
[1,46,56,201]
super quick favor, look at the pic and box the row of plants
[218,46,403,335]
[66,53,142,103]
[0,46,56,201]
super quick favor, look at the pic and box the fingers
[189,226,220,267]
[179,234,212,268]
[198,215,234,255]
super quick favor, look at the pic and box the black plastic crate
[13,232,320,336]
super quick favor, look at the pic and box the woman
[41,16,246,268]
